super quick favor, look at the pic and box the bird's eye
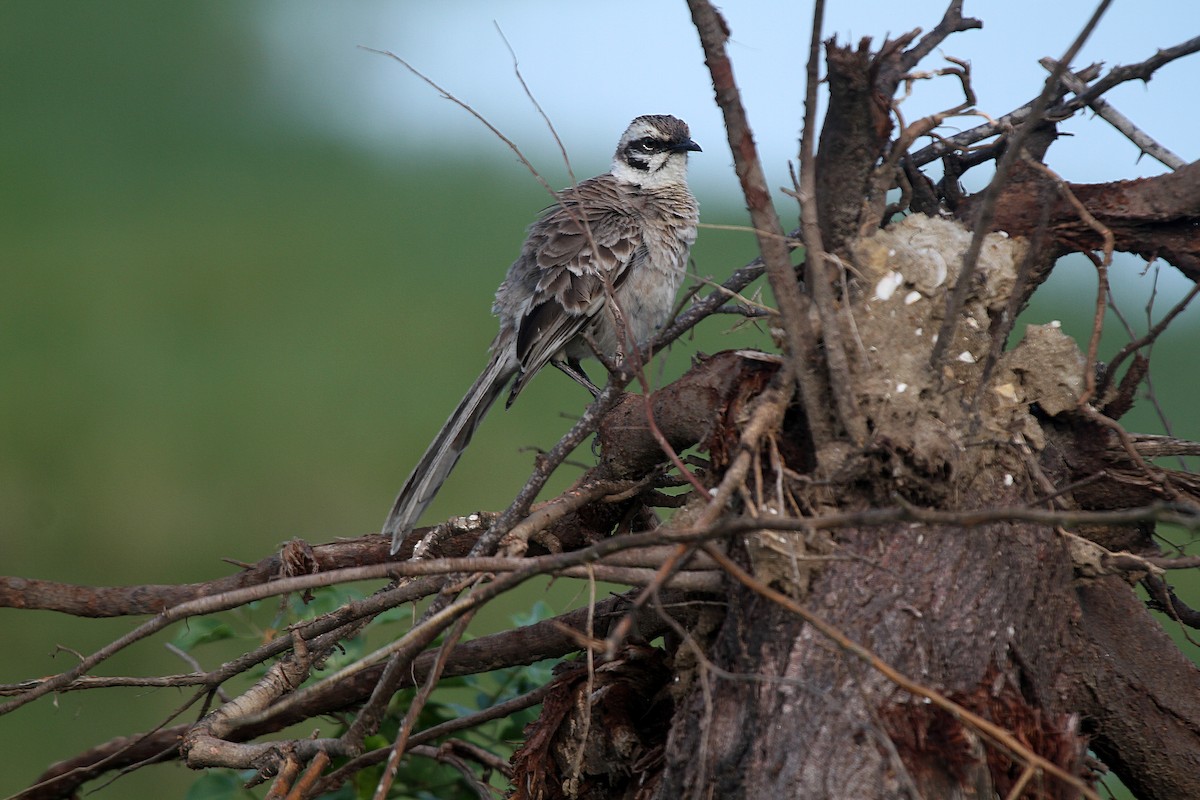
[635,139,659,153]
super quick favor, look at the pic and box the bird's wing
[502,178,646,398]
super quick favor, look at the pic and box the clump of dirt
[842,214,1085,504]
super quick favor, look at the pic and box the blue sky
[253,0,1196,194]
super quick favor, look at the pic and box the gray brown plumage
[383,115,701,552]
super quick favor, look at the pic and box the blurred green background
[1,4,1195,798]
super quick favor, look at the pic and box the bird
[383,114,701,554]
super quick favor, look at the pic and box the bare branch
[798,1,867,444]
[910,34,1200,166]
[316,683,553,793]
[1064,35,1200,110]
[374,612,473,798]
[895,0,982,72]
[1040,58,1186,170]
[687,0,835,446]
[1101,282,1200,395]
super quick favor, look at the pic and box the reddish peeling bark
[964,158,1200,279]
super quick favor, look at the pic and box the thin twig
[1103,282,1200,394]
[603,360,797,653]
[409,745,493,799]
[1018,157,1114,405]
[316,682,554,792]
[1004,763,1039,800]
[896,0,982,72]
[283,751,329,800]
[1039,58,1185,170]
[687,0,832,446]
[361,48,561,205]
[1078,404,1184,503]
[910,34,1200,166]
[651,232,802,356]
[930,0,1114,371]
[1064,35,1200,111]
[344,380,627,749]
[495,24,580,188]
[374,611,474,799]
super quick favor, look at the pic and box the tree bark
[659,514,1084,798]
[1068,578,1200,799]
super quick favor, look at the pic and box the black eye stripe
[624,153,652,171]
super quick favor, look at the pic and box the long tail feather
[383,353,516,553]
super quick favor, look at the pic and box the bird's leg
[583,329,636,384]
[551,357,603,397]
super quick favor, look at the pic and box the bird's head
[611,114,700,189]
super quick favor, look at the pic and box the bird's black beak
[671,138,702,153]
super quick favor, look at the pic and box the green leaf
[173,617,236,652]
[184,770,251,800]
